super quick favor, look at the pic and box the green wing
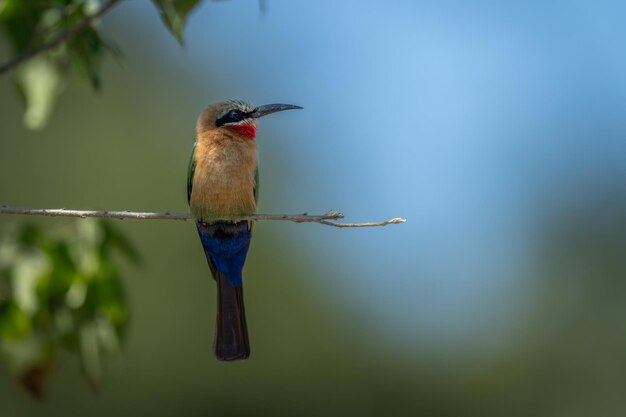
[187,141,196,205]
[250,165,259,231]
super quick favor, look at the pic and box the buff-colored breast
[190,132,257,222]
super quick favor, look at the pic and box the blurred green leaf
[100,35,124,65]
[0,220,137,396]
[14,56,64,130]
[16,223,44,246]
[79,322,102,387]
[0,302,31,339]
[67,27,104,90]
[151,0,202,44]
[0,0,41,51]
[37,241,76,308]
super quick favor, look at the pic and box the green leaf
[0,301,32,339]
[16,223,44,247]
[100,36,124,65]
[91,264,128,329]
[12,251,48,315]
[68,27,105,91]
[151,0,202,44]
[14,56,65,130]
[0,0,41,52]
[79,322,102,387]
[37,242,76,308]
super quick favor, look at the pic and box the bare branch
[0,205,406,228]
[0,206,193,221]
[0,0,121,76]
[314,218,407,228]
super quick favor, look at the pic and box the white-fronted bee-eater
[187,100,302,361]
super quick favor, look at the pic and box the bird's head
[197,100,303,140]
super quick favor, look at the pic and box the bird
[187,100,302,361]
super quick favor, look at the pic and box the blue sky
[124,0,626,347]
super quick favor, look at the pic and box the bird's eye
[216,109,245,127]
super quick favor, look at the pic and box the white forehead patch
[226,99,255,113]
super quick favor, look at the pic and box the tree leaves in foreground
[0,220,138,397]
[0,0,119,129]
[0,0,202,130]
[0,0,201,398]
[151,0,202,44]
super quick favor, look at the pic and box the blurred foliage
[0,0,202,397]
[0,219,138,397]
[0,0,204,129]
[151,0,201,44]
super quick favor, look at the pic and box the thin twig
[315,218,407,228]
[0,205,406,228]
[0,0,121,76]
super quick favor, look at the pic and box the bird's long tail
[196,221,251,361]
[215,270,249,361]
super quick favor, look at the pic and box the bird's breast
[190,140,257,221]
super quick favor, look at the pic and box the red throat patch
[227,123,257,139]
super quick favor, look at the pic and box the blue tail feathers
[197,221,251,287]
[196,220,251,361]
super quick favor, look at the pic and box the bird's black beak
[250,103,303,119]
